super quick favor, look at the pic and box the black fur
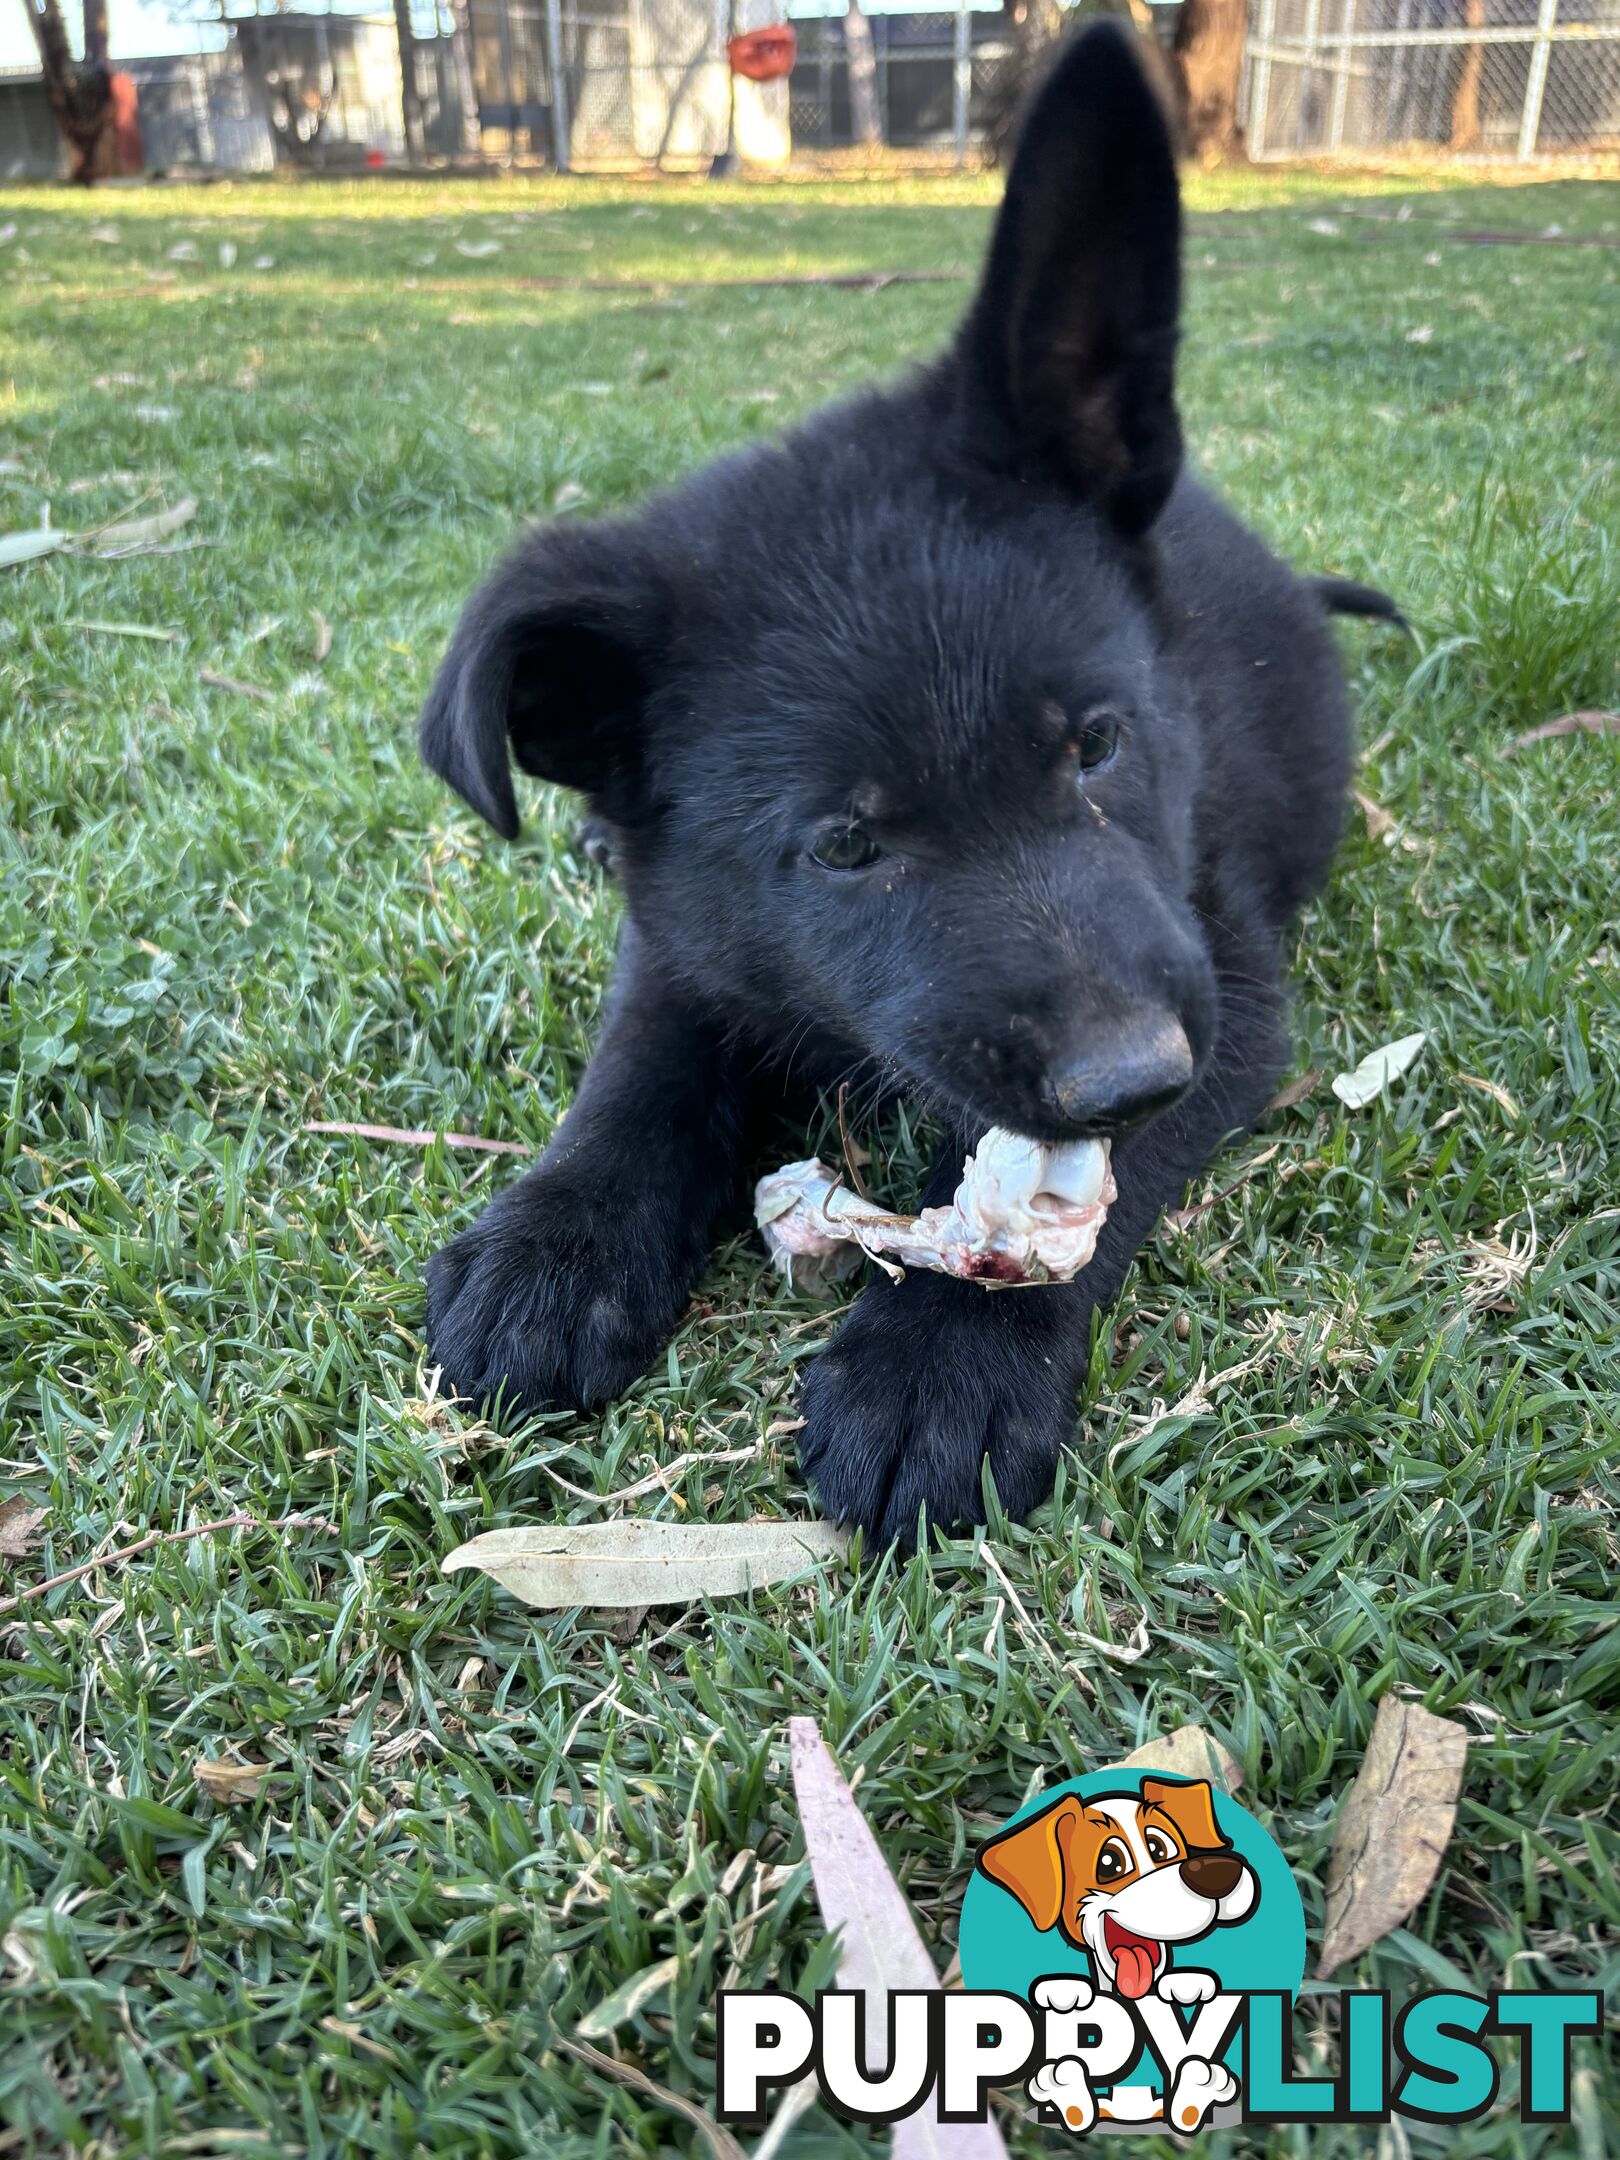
[1310,574,1405,626]
[417,22,1371,1545]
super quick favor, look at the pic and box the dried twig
[302,1120,528,1156]
[0,1510,334,1616]
[1503,709,1619,756]
[835,1081,871,1201]
[550,2033,747,2160]
[541,1440,764,1507]
[1164,1143,1283,1230]
[200,669,274,705]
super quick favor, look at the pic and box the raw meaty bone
[755,1129,1115,1294]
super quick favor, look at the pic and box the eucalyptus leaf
[442,1518,848,1608]
[0,527,66,568]
[1331,1031,1427,1109]
[790,1715,1011,2160]
[1317,1695,1468,1975]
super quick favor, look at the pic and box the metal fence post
[1517,0,1559,159]
[545,0,570,169]
[1295,0,1321,149]
[952,0,970,169]
[1249,0,1277,156]
[1327,0,1354,150]
[494,0,517,157]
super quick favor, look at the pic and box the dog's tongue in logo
[1105,1918,1161,2000]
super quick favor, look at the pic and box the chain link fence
[424,0,791,166]
[5,0,1620,174]
[784,9,1011,155]
[1243,0,1620,155]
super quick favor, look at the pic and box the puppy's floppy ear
[958,19,1182,536]
[418,520,668,839]
[977,1795,1082,1933]
[1140,1777,1228,1853]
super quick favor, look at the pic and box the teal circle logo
[958,1770,1304,2116]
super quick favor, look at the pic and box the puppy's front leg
[799,1044,1287,1545]
[427,933,747,1418]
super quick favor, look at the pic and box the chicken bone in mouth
[755,1129,1115,1294]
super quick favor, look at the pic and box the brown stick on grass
[303,1121,529,1156]
[0,1511,335,1616]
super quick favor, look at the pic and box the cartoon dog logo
[976,1776,1257,2133]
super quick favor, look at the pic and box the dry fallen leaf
[93,497,198,555]
[1504,709,1619,756]
[1114,1724,1243,1793]
[311,609,333,664]
[1331,1031,1427,1109]
[0,1496,48,1561]
[66,619,181,643]
[1317,1695,1468,1976]
[194,1755,273,1803]
[1265,1067,1322,1114]
[577,1953,682,2038]
[790,1715,1011,2160]
[1457,1072,1521,1119]
[0,526,66,569]
[443,1519,848,1609]
[1352,788,1400,844]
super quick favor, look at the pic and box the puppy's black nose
[1045,1014,1194,1135]
[1180,1852,1243,1900]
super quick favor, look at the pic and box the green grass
[1,168,1617,2157]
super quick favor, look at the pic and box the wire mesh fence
[425,0,792,166]
[1243,0,1620,156]
[783,9,1012,155]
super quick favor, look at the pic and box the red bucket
[727,25,797,82]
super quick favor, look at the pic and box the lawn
[1,166,1617,2157]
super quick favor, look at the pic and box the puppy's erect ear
[1140,1777,1228,1853]
[977,1795,1082,1933]
[418,521,668,839]
[958,20,1183,536]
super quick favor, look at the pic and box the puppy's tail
[1311,573,1407,629]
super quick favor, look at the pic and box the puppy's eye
[810,823,884,872]
[1096,1838,1132,1883]
[1076,710,1122,772]
[1144,1829,1179,1865]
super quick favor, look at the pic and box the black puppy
[418,23,1385,1545]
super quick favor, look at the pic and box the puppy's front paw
[797,1273,1079,1545]
[426,1173,692,1419]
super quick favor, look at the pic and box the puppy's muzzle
[1043,1011,1194,1137]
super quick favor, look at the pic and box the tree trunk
[1448,0,1486,150]
[1172,0,1250,160]
[392,0,425,159]
[24,0,116,183]
[844,0,881,147]
[986,0,1064,164]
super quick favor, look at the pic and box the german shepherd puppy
[418,23,1390,1545]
